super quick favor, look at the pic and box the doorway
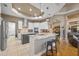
[7,22,17,50]
[7,22,16,37]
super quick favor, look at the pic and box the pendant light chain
[40,3,42,15]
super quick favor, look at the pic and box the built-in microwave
[34,27,39,33]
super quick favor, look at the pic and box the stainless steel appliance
[0,18,2,50]
[0,18,7,51]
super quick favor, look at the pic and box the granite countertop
[21,32,35,35]
[29,33,56,40]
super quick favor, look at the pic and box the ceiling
[59,3,79,12]
[68,13,79,19]
[12,3,44,17]
[1,3,65,20]
[30,3,65,19]
[1,3,79,21]
[55,3,79,16]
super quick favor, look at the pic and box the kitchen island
[29,33,56,56]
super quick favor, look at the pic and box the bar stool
[46,39,57,56]
[77,39,79,56]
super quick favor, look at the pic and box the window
[18,20,23,29]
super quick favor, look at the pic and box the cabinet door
[22,35,29,44]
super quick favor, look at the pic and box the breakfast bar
[29,33,56,55]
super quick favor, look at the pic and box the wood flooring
[42,40,78,56]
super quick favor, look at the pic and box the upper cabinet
[40,22,48,29]
[28,22,48,29]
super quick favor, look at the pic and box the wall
[68,13,79,32]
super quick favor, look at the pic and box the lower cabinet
[21,34,29,44]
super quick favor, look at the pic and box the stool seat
[47,41,53,45]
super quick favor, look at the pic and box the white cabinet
[28,22,49,32]
[40,22,48,29]
[28,22,34,29]
[28,22,48,29]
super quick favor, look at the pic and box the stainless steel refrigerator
[0,19,7,51]
[0,18,1,50]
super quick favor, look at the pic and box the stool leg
[51,44,53,55]
[55,42,57,55]
[46,45,48,56]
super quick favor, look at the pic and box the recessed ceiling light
[41,9,43,12]
[29,8,32,12]
[39,16,42,18]
[18,8,21,10]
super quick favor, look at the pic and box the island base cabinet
[21,35,29,44]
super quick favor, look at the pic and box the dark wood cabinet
[22,34,29,44]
